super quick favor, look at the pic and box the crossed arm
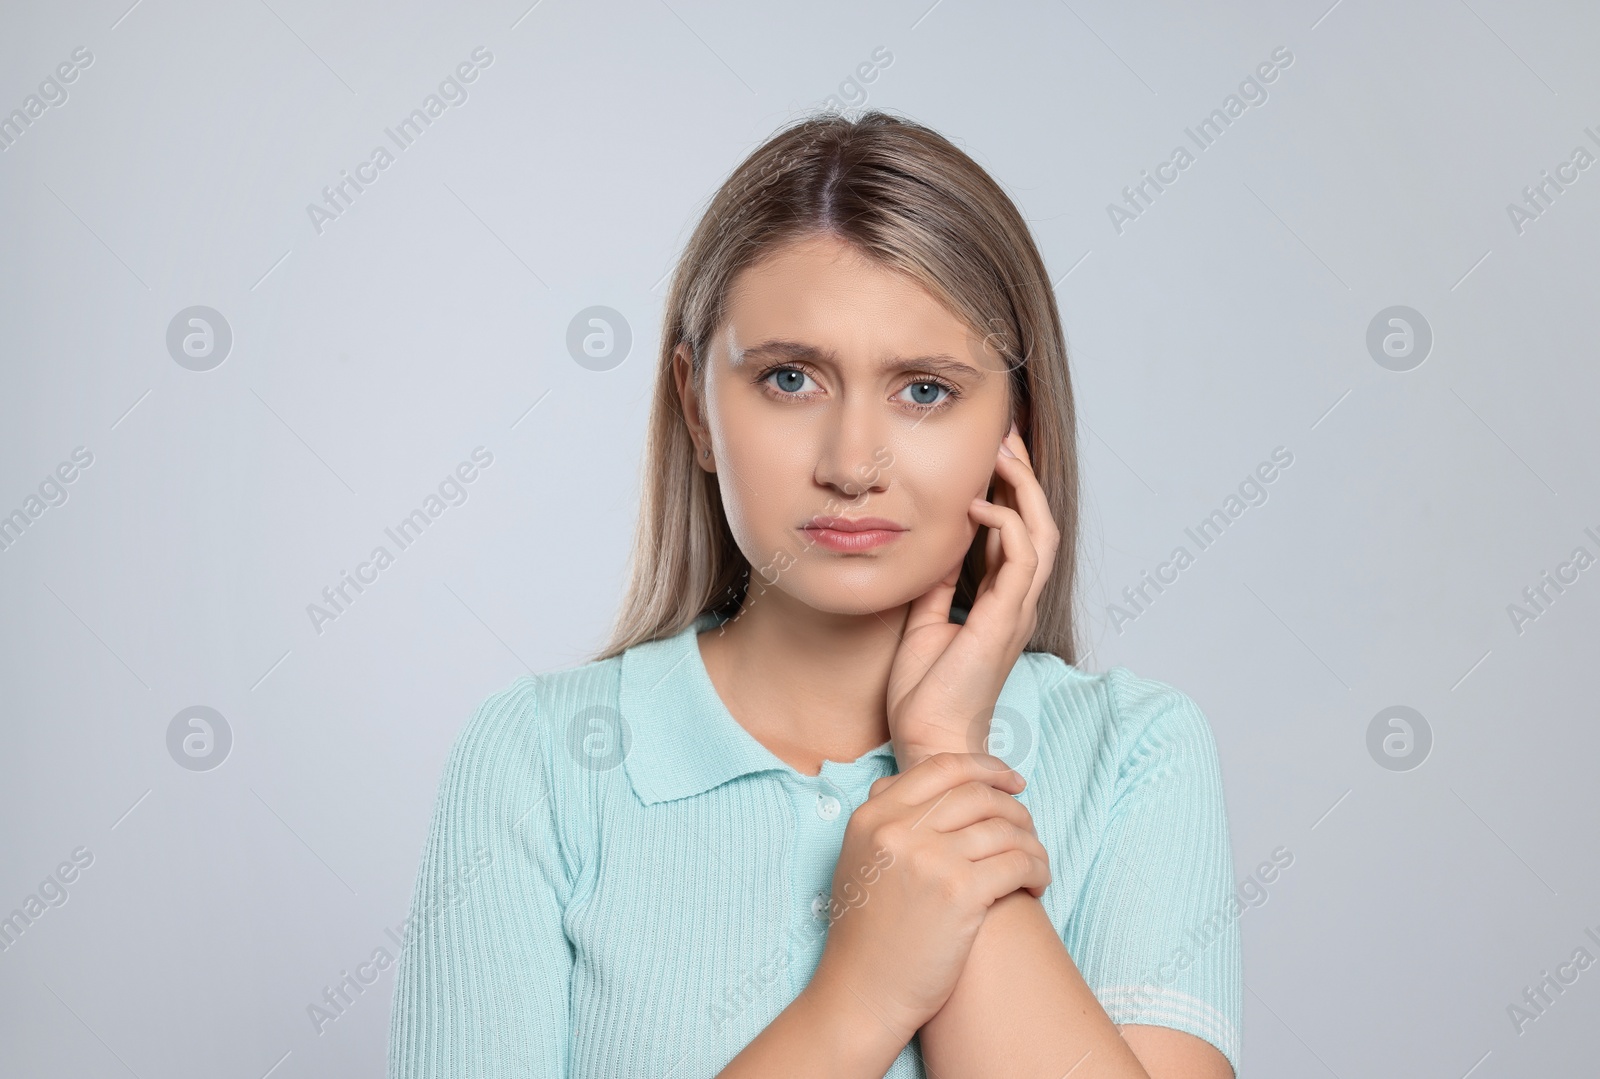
[917,888,1234,1079]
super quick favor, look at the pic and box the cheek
[712,412,817,555]
[898,435,996,545]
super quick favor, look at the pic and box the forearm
[917,889,1152,1078]
[717,979,908,1079]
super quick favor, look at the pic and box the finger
[979,448,1016,599]
[965,500,1038,625]
[976,508,1001,602]
[992,447,1060,611]
[992,464,1056,605]
[913,780,1037,834]
[972,499,998,582]
[912,779,1035,833]
[887,751,1025,808]
[993,440,1050,540]
[1003,422,1032,468]
[903,557,962,640]
[970,847,1052,905]
[946,815,1048,866]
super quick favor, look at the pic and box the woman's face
[676,232,1015,617]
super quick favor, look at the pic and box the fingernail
[999,440,1017,459]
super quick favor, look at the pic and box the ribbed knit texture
[388,613,1243,1077]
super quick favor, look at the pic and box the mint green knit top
[388,612,1243,1077]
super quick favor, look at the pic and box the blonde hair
[597,110,1082,665]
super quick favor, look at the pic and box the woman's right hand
[806,751,1050,1042]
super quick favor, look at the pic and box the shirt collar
[619,611,1040,806]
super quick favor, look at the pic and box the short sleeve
[1066,670,1243,1076]
[388,678,575,1078]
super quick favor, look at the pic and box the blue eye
[766,367,815,394]
[899,380,951,407]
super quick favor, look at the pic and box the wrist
[798,965,913,1072]
[896,739,1005,776]
[892,737,968,772]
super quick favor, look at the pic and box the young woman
[389,112,1242,1078]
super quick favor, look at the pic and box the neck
[697,585,909,771]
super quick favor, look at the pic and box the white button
[810,891,828,920]
[816,793,841,820]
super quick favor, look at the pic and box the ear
[672,343,715,472]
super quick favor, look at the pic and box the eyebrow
[730,338,989,380]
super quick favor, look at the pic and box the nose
[812,398,892,504]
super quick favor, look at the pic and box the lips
[804,515,905,533]
[800,515,906,553]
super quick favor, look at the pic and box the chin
[782,565,950,618]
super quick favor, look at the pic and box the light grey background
[3,0,1597,1076]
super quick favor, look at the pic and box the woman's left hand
[885,423,1060,773]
